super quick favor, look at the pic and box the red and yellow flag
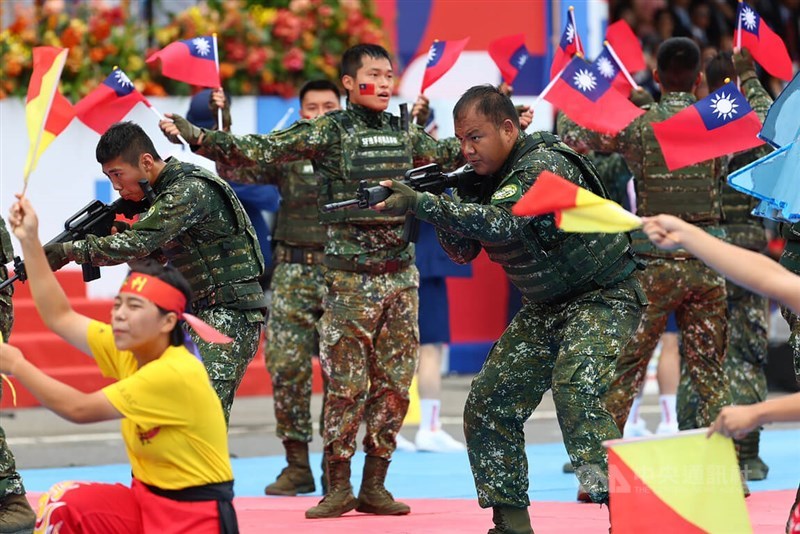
[605,430,751,533]
[24,47,75,179]
[511,171,641,232]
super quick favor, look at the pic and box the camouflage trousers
[465,277,645,508]
[191,305,264,424]
[0,387,25,498]
[677,284,768,430]
[781,308,800,384]
[604,258,731,431]
[266,262,327,443]
[319,265,419,462]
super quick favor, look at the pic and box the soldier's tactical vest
[721,149,768,251]
[780,222,800,275]
[631,109,723,256]
[481,133,639,304]
[319,110,412,225]
[161,163,266,311]
[273,160,326,247]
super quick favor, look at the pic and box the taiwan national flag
[652,81,764,171]
[550,17,582,79]
[592,45,633,96]
[734,3,793,81]
[604,20,646,75]
[75,69,150,134]
[146,36,221,88]
[544,57,644,134]
[488,34,530,86]
[420,37,469,93]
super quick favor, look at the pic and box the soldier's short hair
[453,85,520,130]
[656,37,701,92]
[96,121,162,167]
[705,51,734,93]
[299,79,341,103]
[127,258,193,346]
[340,44,392,79]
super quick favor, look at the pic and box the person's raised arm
[8,196,93,354]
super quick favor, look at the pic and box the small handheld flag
[734,2,793,81]
[652,80,764,171]
[550,6,583,80]
[488,34,530,86]
[75,68,150,135]
[512,171,641,233]
[420,38,470,93]
[604,20,645,75]
[146,36,221,88]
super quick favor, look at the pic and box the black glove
[43,243,72,271]
[380,181,421,216]
[630,88,654,107]
[733,48,756,82]
[167,114,204,145]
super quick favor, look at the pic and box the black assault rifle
[322,163,480,242]
[0,180,156,291]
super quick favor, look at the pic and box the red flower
[283,47,306,72]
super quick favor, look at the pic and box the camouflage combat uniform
[0,219,26,499]
[677,76,773,470]
[414,131,646,507]
[559,89,735,431]
[587,152,633,211]
[197,102,462,461]
[69,158,267,423]
[780,222,800,383]
[216,159,327,443]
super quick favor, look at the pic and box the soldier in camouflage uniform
[676,50,774,481]
[162,44,463,519]
[558,38,733,434]
[0,218,37,533]
[781,222,800,382]
[379,85,646,534]
[209,80,341,496]
[43,122,267,424]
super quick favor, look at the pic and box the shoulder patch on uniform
[141,206,156,220]
[491,184,518,201]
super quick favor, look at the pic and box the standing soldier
[42,122,267,423]
[677,50,774,481]
[376,85,646,534]
[0,218,36,533]
[160,44,462,519]
[207,80,342,496]
[557,37,733,434]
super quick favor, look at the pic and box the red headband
[119,273,232,344]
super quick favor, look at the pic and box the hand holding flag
[512,171,641,233]
[488,34,530,86]
[146,35,221,88]
[420,38,469,93]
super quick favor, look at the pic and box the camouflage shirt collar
[346,101,386,128]
[660,91,698,107]
[152,157,181,191]
[494,132,529,180]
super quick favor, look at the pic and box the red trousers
[34,479,220,534]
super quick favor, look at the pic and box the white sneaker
[395,433,417,452]
[656,421,679,435]
[415,428,467,452]
[623,418,652,438]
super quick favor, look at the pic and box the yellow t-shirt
[87,320,232,490]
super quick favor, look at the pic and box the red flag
[605,20,645,74]
[652,81,764,171]
[592,45,634,96]
[146,36,221,88]
[488,34,531,85]
[421,38,469,93]
[545,57,644,135]
[75,69,150,134]
[550,16,582,79]
[734,3,793,81]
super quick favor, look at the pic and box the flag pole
[23,48,69,195]
[531,62,569,110]
[604,41,640,90]
[735,0,743,89]
[568,6,583,56]
[272,107,295,132]
[147,104,190,148]
[212,33,223,130]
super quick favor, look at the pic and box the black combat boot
[264,440,315,496]
[305,460,357,519]
[487,506,534,534]
[0,493,36,534]
[355,456,410,515]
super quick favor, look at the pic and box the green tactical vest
[481,133,638,304]
[273,160,326,247]
[721,148,769,251]
[160,163,266,310]
[780,222,800,275]
[319,110,412,225]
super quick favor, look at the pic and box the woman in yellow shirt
[1,196,238,533]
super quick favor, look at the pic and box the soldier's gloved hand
[411,94,431,128]
[160,113,203,145]
[43,242,73,271]
[209,88,232,131]
[375,180,421,216]
[733,48,757,82]
[629,88,654,107]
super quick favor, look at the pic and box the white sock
[628,395,644,425]
[419,399,440,432]
[660,394,677,425]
